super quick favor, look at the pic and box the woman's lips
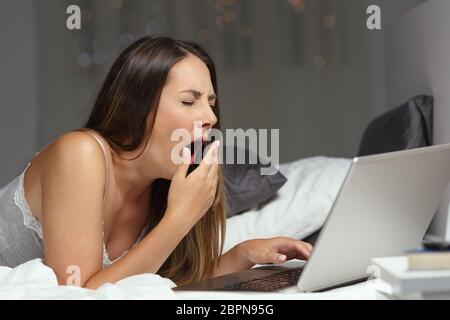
[187,138,212,165]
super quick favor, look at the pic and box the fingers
[293,241,312,259]
[207,153,219,181]
[207,153,219,201]
[174,147,191,179]
[266,250,288,264]
[274,237,313,260]
[198,140,220,173]
[303,241,313,252]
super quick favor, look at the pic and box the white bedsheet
[0,258,385,299]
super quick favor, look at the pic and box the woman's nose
[200,103,217,129]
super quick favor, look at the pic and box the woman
[0,36,312,289]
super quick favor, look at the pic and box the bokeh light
[323,14,336,28]
[289,0,306,13]
[223,10,236,23]
[77,52,92,68]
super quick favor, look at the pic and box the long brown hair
[81,36,226,285]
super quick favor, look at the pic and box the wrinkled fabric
[223,145,287,217]
[0,258,381,299]
[358,95,433,156]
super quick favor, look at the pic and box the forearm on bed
[84,212,191,289]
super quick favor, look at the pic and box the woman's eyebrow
[179,89,216,100]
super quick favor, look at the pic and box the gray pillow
[357,95,433,156]
[222,145,287,217]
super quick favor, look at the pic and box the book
[371,256,450,297]
[407,250,450,270]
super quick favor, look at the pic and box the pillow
[223,156,351,252]
[358,95,433,156]
[222,144,287,217]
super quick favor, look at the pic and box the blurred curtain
[36,0,388,162]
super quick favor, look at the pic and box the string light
[323,14,336,28]
[289,0,306,13]
[223,10,236,23]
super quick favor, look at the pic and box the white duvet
[0,258,381,299]
[0,157,378,300]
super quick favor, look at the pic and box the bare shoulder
[48,130,105,159]
[38,130,107,197]
[41,131,106,172]
[24,130,109,222]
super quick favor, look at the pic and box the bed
[0,96,432,299]
[0,156,387,299]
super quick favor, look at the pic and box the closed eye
[182,101,215,108]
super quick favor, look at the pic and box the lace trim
[13,167,114,268]
[13,169,44,239]
[14,165,147,268]
[102,224,147,267]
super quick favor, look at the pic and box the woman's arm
[41,133,107,287]
[214,237,313,277]
[41,134,219,289]
[213,243,255,277]
[83,212,191,289]
[40,133,188,288]
[85,142,220,288]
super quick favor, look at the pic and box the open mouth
[186,137,215,165]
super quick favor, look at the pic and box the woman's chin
[165,165,178,180]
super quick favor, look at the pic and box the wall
[385,0,450,239]
[0,0,430,188]
[0,0,39,186]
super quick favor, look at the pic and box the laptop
[174,144,450,293]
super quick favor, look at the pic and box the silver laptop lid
[298,144,450,292]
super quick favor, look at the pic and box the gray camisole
[0,131,146,268]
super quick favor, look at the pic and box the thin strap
[84,131,109,208]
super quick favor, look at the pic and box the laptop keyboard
[217,266,304,292]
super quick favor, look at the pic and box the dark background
[0,0,428,186]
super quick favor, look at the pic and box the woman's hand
[236,237,313,267]
[166,140,220,227]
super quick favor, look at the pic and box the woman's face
[145,54,218,179]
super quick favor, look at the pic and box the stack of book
[371,238,450,300]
